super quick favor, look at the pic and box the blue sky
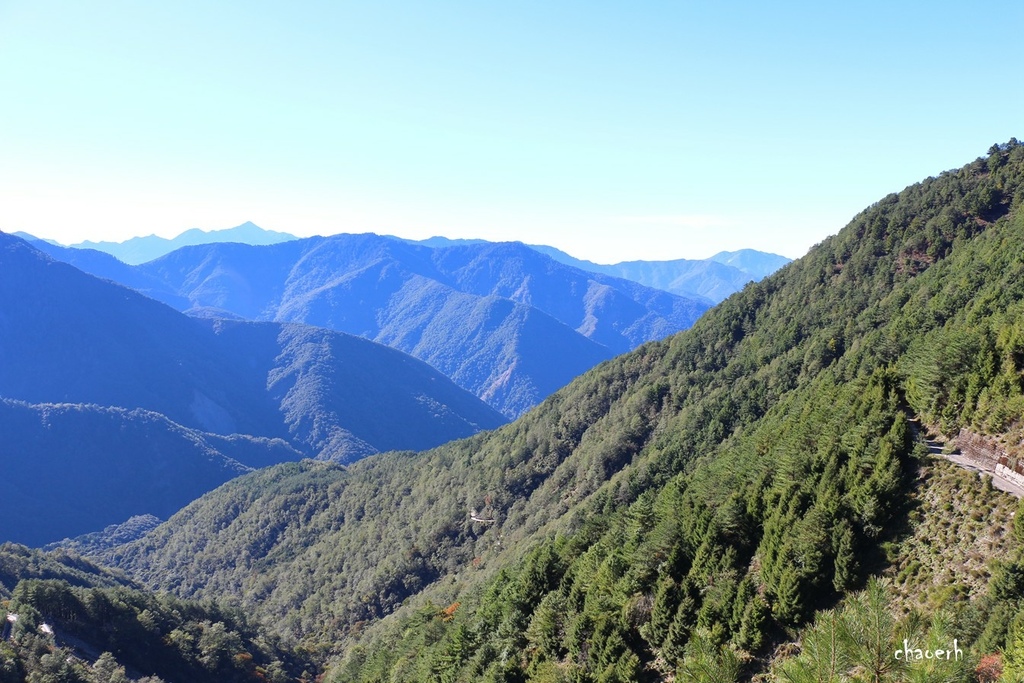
[1,1,1021,263]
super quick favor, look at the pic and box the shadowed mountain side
[374,289,613,418]
[0,232,506,460]
[218,321,508,460]
[0,544,303,683]
[424,242,709,354]
[275,266,613,418]
[23,239,191,310]
[145,239,310,320]
[405,236,788,302]
[0,232,284,438]
[0,399,303,546]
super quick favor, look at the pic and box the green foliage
[0,544,303,683]
[777,580,972,683]
[1,576,305,683]
[87,141,1024,680]
[675,630,743,683]
[0,544,130,600]
[325,368,917,681]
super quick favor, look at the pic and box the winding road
[917,428,1024,498]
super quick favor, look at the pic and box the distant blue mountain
[12,231,60,245]
[1,230,508,542]
[404,237,789,303]
[126,235,710,417]
[0,398,294,546]
[70,221,299,264]
[25,239,190,309]
[401,235,491,249]
[526,244,790,303]
[44,225,782,415]
[58,225,789,302]
[709,249,792,280]
[0,232,503,458]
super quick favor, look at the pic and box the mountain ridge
[71,221,299,264]
[93,141,1024,682]
[75,234,710,417]
[0,232,506,543]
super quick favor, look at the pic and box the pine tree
[644,578,680,647]
[675,630,742,683]
[663,591,698,664]
[831,520,859,592]
[91,653,130,683]
[844,579,899,683]
[777,609,851,683]
[735,596,769,652]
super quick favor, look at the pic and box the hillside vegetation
[0,545,308,683]
[99,141,1024,681]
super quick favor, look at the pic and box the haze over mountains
[527,244,789,303]
[404,236,789,304]
[35,223,790,304]
[0,231,505,543]
[3,143,1024,683]
[23,231,788,417]
[141,236,710,416]
[68,221,297,265]
[0,224,786,545]
[57,141,1024,683]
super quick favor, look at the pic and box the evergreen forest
[5,141,1024,681]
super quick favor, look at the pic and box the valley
[3,142,1024,682]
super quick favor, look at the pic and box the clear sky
[1,1,1021,263]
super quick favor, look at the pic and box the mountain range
[0,231,505,543]
[402,236,789,304]
[519,245,789,303]
[38,140,1021,682]
[22,227,789,417]
[68,221,298,265]
[6,143,1017,682]
[29,234,716,417]
[39,224,789,306]
[0,224,786,546]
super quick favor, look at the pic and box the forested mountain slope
[0,545,307,683]
[105,142,1024,681]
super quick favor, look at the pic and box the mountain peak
[68,222,300,264]
[709,248,791,279]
